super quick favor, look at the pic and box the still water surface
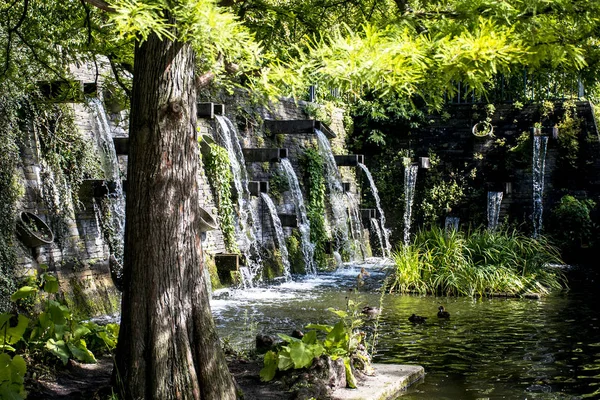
[212,260,600,399]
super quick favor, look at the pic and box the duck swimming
[408,314,427,324]
[437,305,450,319]
[361,306,381,316]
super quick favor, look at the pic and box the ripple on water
[212,263,600,399]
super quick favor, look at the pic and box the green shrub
[260,301,371,388]
[300,147,329,269]
[549,195,596,252]
[204,143,238,253]
[388,227,566,297]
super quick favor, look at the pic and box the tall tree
[115,21,236,400]
[82,1,243,398]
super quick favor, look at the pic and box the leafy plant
[268,169,290,203]
[556,100,581,172]
[388,227,566,297]
[300,147,329,268]
[7,270,119,367]
[549,195,597,252]
[260,301,370,388]
[203,142,239,253]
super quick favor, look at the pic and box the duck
[408,314,427,324]
[437,305,450,319]
[361,306,381,316]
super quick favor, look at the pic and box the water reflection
[212,262,600,399]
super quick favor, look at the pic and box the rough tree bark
[114,29,237,400]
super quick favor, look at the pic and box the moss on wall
[204,254,223,290]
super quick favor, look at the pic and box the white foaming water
[215,115,262,286]
[403,164,419,245]
[210,260,389,312]
[280,158,316,275]
[370,217,385,257]
[532,135,548,238]
[89,98,125,281]
[260,193,291,280]
[359,163,391,256]
[487,191,504,231]
[315,130,352,256]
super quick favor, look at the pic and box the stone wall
[13,59,122,317]
[13,62,372,311]
[388,100,600,237]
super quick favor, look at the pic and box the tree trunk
[115,30,237,400]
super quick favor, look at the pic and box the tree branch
[108,56,132,98]
[1,0,29,78]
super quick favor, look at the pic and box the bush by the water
[388,227,566,297]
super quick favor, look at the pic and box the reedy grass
[388,226,567,297]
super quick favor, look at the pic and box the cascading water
[215,115,262,287]
[346,193,366,261]
[370,217,385,256]
[532,135,548,238]
[487,191,504,231]
[315,130,363,259]
[403,164,419,246]
[260,193,291,281]
[89,98,125,284]
[280,159,316,275]
[358,163,391,257]
[444,217,460,231]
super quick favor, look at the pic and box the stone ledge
[332,364,424,400]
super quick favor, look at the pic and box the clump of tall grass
[388,226,567,297]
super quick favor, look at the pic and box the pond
[211,259,600,399]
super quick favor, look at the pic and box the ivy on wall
[204,142,239,253]
[0,96,22,312]
[31,102,100,246]
[300,147,328,268]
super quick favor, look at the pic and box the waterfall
[215,115,262,287]
[347,193,366,261]
[532,135,548,238]
[260,193,291,281]
[487,191,504,231]
[315,130,358,258]
[358,163,391,257]
[280,159,316,275]
[333,251,343,268]
[89,98,125,284]
[403,164,419,246]
[444,217,460,231]
[370,217,385,257]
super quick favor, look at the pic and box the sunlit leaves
[108,0,175,41]
[433,17,524,92]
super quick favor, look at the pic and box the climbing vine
[204,143,239,253]
[300,147,328,268]
[268,169,289,203]
[31,102,100,246]
[0,96,22,312]
[556,100,581,173]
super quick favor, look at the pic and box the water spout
[358,163,391,257]
[260,193,291,281]
[89,98,125,286]
[215,115,263,287]
[487,191,504,231]
[315,130,363,259]
[444,217,460,232]
[403,164,419,246]
[532,136,548,238]
[280,159,316,275]
[370,218,385,257]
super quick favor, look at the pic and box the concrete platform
[332,364,424,400]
